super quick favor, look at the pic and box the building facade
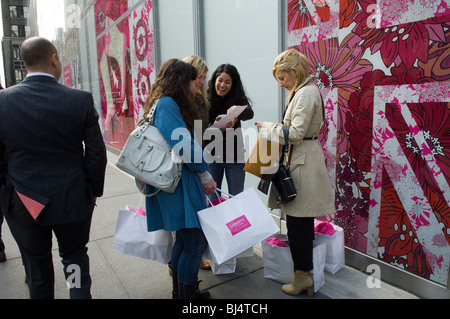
[0,0,37,87]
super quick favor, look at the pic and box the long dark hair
[207,64,250,107]
[143,59,200,134]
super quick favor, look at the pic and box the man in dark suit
[0,37,107,299]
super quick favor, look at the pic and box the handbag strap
[282,126,290,155]
[280,126,294,168]
[146,99,160,125]
[136,177,162,198]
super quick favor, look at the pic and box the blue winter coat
[145,96,209,232]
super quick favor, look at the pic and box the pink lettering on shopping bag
[226,215,251,236]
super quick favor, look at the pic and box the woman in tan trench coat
[256,49,335,297]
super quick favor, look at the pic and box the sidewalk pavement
[0,150,419,300]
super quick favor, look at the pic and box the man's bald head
[20,37,62,80]
[20,37,58,70]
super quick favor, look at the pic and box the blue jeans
[208,162,245,198]
[170,228,208,285]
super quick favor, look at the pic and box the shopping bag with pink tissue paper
[314,220,345,274]
[113,197,175,264]
[198,187,279,264]
[208,195,226,207]
[262,234,293,284]
[262,234,327,293]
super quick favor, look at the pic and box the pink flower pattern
[289,0,450,284]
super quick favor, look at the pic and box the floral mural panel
[129,0,155,124]
[370,83,450,284]
[95,0,155,149]
[377,0,450,28]
[288,0,450,285]
[288,0,339,45]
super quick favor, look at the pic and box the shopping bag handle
[203,188,234,199]
[216,188,234,198]
[205,188,234,207]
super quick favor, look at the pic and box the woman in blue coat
[142,59,216,299]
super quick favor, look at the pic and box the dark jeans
[0,208,4,252]
[286,215,315,272]
[4,190,94,299]
[170,227,208,285]
[208,162,245,197]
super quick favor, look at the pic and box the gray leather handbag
[115,100,182,197]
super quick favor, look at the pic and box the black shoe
[0,251,6,263]
[194,280,210,299]
[178,282,195,299]
[178,281,211,299]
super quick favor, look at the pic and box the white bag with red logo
[197,187,279,264]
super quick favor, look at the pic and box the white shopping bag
[262,234,293,284]
[314,221,345,274]
[203,247,236,274]
[211,258,237,275]
[262,234,327,293]
[203,246,254,275]
[113,203,174,265]
[198,187,279,264]
[311,241,327,292]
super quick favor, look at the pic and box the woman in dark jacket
[206,64,254,196]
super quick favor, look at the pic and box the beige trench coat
[259,76,335,218]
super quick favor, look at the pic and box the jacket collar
[26,72,55,79]
[294,75,315,93]
[23,74,57,83]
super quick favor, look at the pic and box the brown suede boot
[282,271,314,297]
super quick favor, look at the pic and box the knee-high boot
[172,271,179,299]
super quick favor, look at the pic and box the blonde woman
[255,49,335,297]
[183,55,209,145]
[183,55,211,271]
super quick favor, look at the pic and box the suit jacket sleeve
[0,142,6,185]
[83,95,107,197]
